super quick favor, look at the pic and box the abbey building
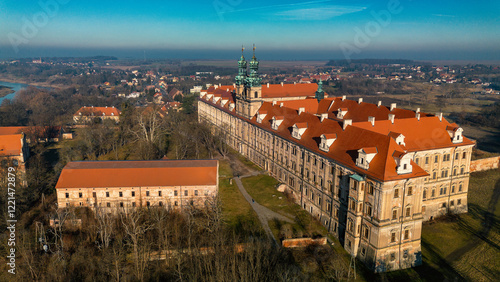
[197,49,475,272]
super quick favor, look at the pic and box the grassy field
[218,160,263,237]
[241,174,329,240]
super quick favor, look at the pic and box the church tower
[235,45,263,119]
[235,46,247,98]
[315,79,325,102]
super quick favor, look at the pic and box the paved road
[233,174,294,244]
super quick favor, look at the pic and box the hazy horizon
[1,0,499,61]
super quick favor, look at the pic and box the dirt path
[445,178,500,262]
[233,174,294,244]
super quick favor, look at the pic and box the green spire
[247,44,262,87]
[315,79,325,102]
[235,45,247,86]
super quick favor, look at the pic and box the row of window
[66,189,205,199]
[393,186,413,198]
[66,199,195,208]
[417,151,468,166]
[423,183,463,199]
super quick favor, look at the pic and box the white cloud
[273,5,366,20]
[432,14,456,18]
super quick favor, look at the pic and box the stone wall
[470,156,500,172]
[282,237,327,248]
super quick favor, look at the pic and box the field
[218,159,264,237]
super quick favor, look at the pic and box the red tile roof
[261,83,318,98]
[0,134,22,156]
[361,147,378,154]
[74,106,121,117]
[326,97,432,122]
[278,99,320,114]
[247,102,428,181]
[352,117,475,151]
[0,126,26,135]
[55,160,218,189]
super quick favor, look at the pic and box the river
[0,81,49,105]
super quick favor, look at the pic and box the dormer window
[221,99,228,107]
[337,108,348,119]
[393,150,413,174]
[292,123,308,139]
[356,147,377,170]
[207,94,213,101]
[256,111,267,123]
[272,116,284,130]
[214,97,221,104]
[319,133,337,152]
[229,103,235,111]
[388,132,406,146]
[446,125,463,144]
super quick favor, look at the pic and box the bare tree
[120,210,153,282]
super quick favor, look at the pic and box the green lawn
[218,160,263,237]
[242,174,328,240]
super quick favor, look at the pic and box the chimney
[294,82,296,85]
[390,103,396,111]
[298,107,305,115]
[342,95,346,101]
[438,112,443,121]
[105,106,108,108]
[358,98,363,104]
[233,83,236,88]
[267,83,270,88]
[214,84,218,89]
[343,119,352,130]
[321,113,328,122]
[112,106,114,108]
[226,88,229,92]
[416,107,420,113]
[416,112,421,120]
[219,83,221,87]
[280,103,284,107]
[272,101,277,106]
[281,82,284,86]
[377,101,382,107]
[388,114,395,124]
[368,116,375,126]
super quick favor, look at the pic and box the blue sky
[0,0,499,60]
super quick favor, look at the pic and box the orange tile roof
[0,134,22,156]
[0,126,26,135]
[322,133,337,139]
[352,117,475,151]
[278,99,319,114]
[74,106,121,117]
[361,147,378,154]
[295,122,308,128]
[261,83,318,98]
[248,102,428,182]
[56,160,218,189]
[0,126,62,139]
[326,97,432,122]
